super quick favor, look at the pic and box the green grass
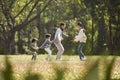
[0,55,120,80]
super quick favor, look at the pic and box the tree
[107,0,120,55]
[0,0,53,54]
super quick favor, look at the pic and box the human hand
[74,36,78,42]
[61,37,64,41]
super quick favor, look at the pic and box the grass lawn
[0,55,120,80]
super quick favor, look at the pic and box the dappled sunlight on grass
[0,55,120,80]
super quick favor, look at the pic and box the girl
[31,38,39,60]
[74,22,87,61]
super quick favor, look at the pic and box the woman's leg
[78,43,85,60]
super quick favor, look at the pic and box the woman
[74,22,87,61]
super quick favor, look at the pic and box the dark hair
[77,22,82,26]
[45,33,51,38]
[32,38,38,43]
[60,22,66,27]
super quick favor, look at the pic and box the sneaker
[56,58,62,61]
[81,57,86,61]
[45,57,48,60]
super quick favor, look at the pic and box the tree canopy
[0,0,120,55]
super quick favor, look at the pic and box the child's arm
[50,39,56,44]
[40,40,47,49]
[31,45,39,51]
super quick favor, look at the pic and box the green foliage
[24,62,43,80]
[24,70,42,80]
[0,0,120,54]
[105,57,116,80]
[0,45,7,54]
[53,66,67,80]
[1,56,14,80]
[25,74,40,80]
[0,55,119,80]
[82,59,99,80]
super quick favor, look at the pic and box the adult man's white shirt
[54,28,63,42]
[54,28,64,60]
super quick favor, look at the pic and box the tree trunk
[109,15,113,55]
[17,31,24,53]
[91,18,94,52]
[2,32,16,54]
[36,6,45,42]
[8,38,16,54]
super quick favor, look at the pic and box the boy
[31,38,39,60]
[40,34,54,61]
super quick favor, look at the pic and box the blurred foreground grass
[0,55,120,80]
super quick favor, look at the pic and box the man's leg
[55,42,64,60]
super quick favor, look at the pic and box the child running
[40,33,54,61]
[31,38,39,60]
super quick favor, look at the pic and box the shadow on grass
[82,59,99,80]
[75,56,117,80]
[105,57,116,80]
[24,62,43,80]
[53,66,67,80]
[0,56,118,80]
[24,71,42,80]
[1,56,14,80]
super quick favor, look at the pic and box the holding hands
[74,36,79,42]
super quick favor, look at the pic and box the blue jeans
[78,42,85,60]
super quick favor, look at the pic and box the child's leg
[32,52,34,60]
[32,55,34,60]
[34,52,37,60]
[32,52,37,60]
[45,48,52,60]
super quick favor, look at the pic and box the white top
[75,28,87,43]
[54,28,63,42]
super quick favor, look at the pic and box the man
[74,22,87,61]
[54,22,66,61]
